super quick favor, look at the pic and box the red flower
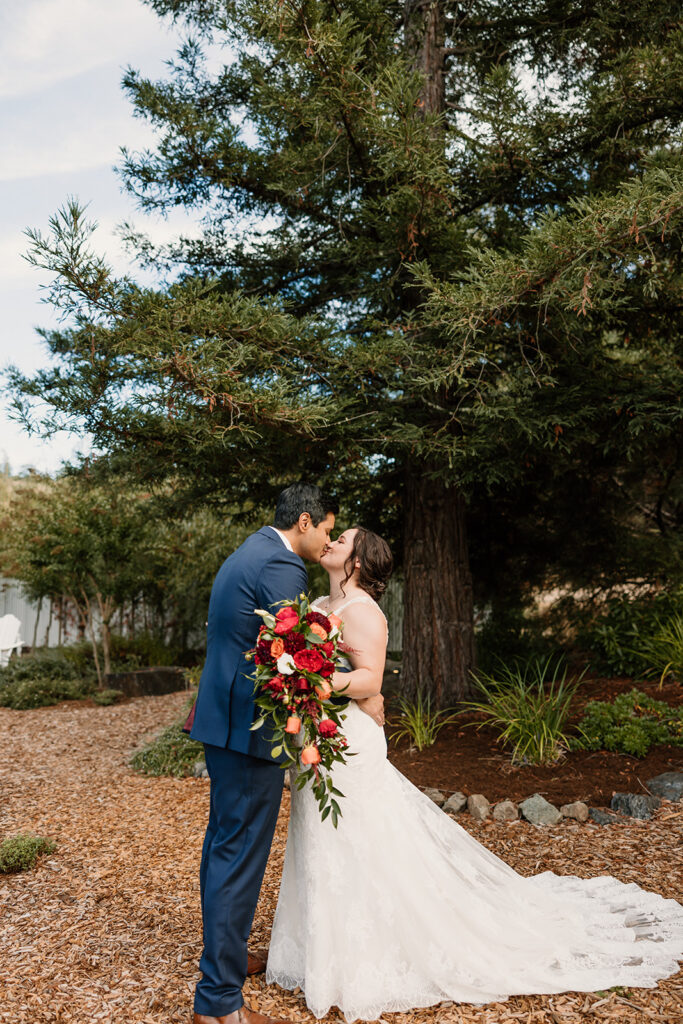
[319,659,335,677]
[293,648,324,673]
[321,641,334,656]
[318,719,338,738]
[255,639,274,664]
[284,632,306,655]
[265,675,286,694]
[274,606,300,634]
[294,676,311,692]
[306,610,332,633]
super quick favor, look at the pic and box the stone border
[420,771,683,825]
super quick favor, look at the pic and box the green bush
[0,674,96,709]
[91,688,125,706]
[130,721,204,777]
[0,834,56,873]
[460,655,586,765]
[1,649,82,683]
[570,688,683,758]
[579,590,683,677]
[109,631,180,669]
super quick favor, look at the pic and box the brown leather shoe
[194,1003,292,1024]
[246,947,268,975]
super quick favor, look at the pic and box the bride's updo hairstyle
[341,526,393,602]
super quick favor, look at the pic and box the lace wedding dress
[266,595,683,1022]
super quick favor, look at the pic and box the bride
[266,527,683,1022]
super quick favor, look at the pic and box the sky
[0,0,206,475]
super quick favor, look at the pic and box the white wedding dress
[266,595,683,1022]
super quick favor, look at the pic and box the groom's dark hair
[273,483,339,529]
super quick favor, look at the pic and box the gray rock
[646,771,683,802]
[589,808,619,825]
[467,794,491,821]
[423,787,446,807]
[443,791,467,815]
[193,760,207,778]
[519,793,562,825]
[560,801,589,822]
[610,792,661,820]
[492,799,518,822]
[201,768,209,778]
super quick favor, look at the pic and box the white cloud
[0,0,173,99]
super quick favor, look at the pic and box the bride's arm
[331,603,386,699]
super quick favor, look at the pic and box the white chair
[0,614,22,668]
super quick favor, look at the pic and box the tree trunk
[32,596,43,651]
[399,3,475,703]
[404,0,446,116]
[401,467,476,705]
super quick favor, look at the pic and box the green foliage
[0,648,96,709]
[579,591,683,677]
[475,603,555,678]
[635,613,683,685]
[0,674,96,710]
[0,834,56,873]
[389,692,459,752]
[91,688,125,706]
[570,688,683,758]
[461,657,586,766]
[108,632,179,669]
[130,721,204,777]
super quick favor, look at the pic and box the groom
[190,483,385,1024]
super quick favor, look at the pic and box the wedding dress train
[266,596,683,1022]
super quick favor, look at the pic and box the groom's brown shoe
[246,947,268,975]
[194,1004,291,1024]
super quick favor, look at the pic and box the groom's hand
[357,693,385,727]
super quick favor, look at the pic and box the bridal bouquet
[247,594,352,827]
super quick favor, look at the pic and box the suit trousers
[194,743,284,1016]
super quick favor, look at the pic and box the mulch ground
[387,675,683,807]
[0,691,682,1024]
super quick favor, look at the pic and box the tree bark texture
[401,468,476,704]
[404,0,446,115]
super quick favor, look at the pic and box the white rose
[277,652,296,675]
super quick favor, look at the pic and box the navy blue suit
[190,526,308,1017]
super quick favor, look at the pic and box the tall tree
[8,1,683,702]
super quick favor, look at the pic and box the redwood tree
[9,0,683,701]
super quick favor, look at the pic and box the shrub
[108,632,180,669]
[91,688,125,706]
[389,692,459,751]
[460,655,586,765]
[130,721,204,777]
[0,675,96,709]
[579,590,683,678]
[0,834,56,873]
[1,649,82,683]
[634,613,683,685]
[570,688,683,758]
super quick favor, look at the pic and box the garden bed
[388,674,682,806]
[0,690,680,1024]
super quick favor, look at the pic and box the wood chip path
[0,692,681,1024]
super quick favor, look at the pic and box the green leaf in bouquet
[304,628,325,644]
[250,717,265,731]
[271,745,283,758]
[321,805,331,821]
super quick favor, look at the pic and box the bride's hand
[357,693,385,727]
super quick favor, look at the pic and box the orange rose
[270,637,285,658]
[285,715,301,734]
[309,622,328,640]
[328,613,342,630]
[301,744,321,765]
[315,679,332,701]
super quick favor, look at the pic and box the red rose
[321,641,334,656]
[318,719,338,738]
[293,648,324,673]
[274,606,300,635]
[319,660,335,677]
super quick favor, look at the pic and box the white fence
[0,579,67,649]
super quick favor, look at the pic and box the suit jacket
[190,526,308,760]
